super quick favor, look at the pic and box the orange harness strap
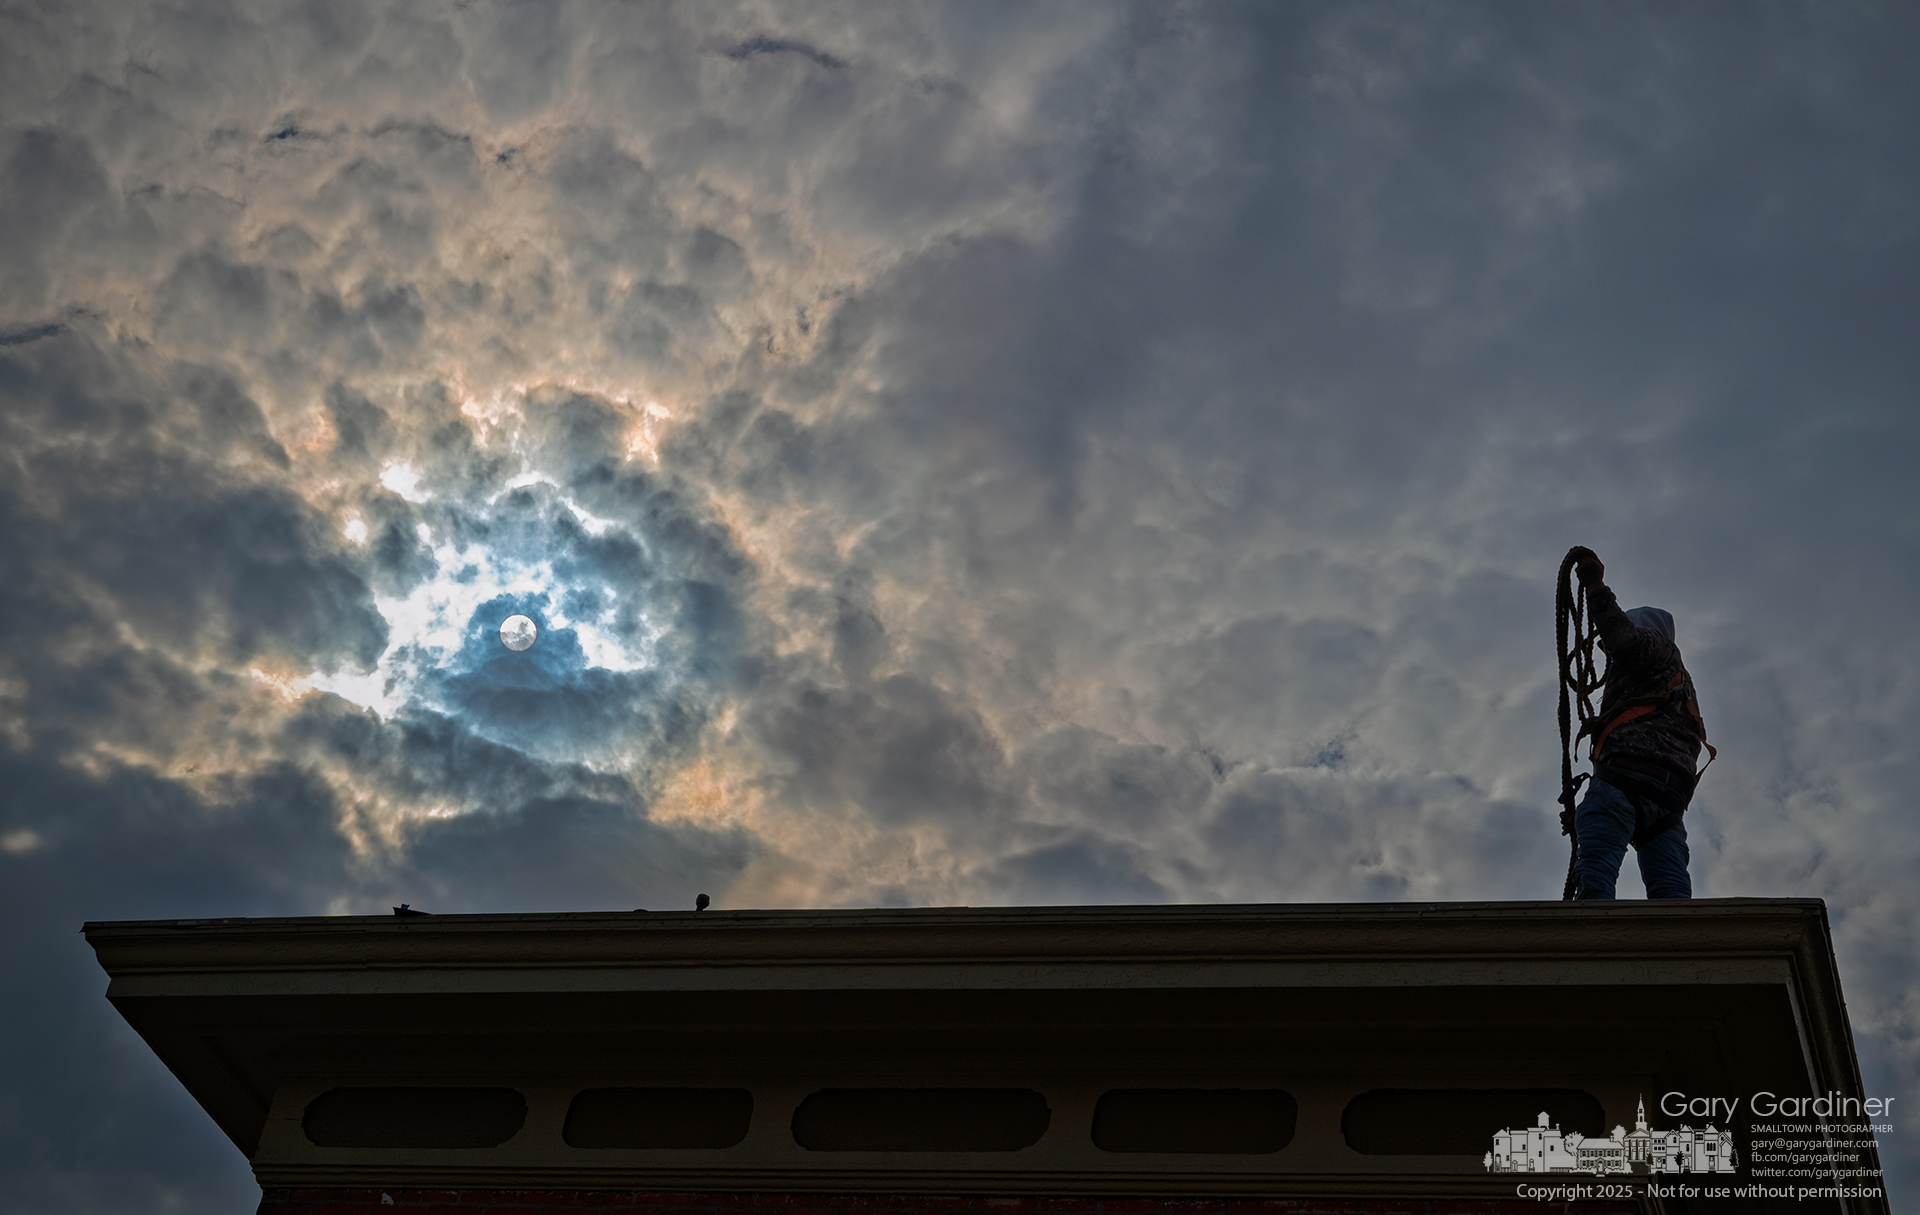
[1583,668,1717,776]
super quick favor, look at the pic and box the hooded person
[1566,547,1714,899]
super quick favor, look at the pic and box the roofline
[84,899,1843,990]
[83,896,1861,1072]
[85,896,1835,955]
[84,901,1859,1101]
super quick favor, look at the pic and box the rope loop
[1556,549,1604,899]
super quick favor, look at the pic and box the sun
[500,614,538,651]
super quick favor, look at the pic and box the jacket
[1583,583,1708,812]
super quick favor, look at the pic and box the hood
[1626,606,1675,644]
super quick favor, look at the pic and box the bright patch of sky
[309,518,657,720]
[497,471,621,535]
[378,461,430,503]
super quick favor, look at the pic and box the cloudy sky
[2,1,1915,1208]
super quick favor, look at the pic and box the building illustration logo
[1484,1096,1738,1176]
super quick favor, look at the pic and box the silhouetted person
[695,893,710,911]
[1568,547,1712,899]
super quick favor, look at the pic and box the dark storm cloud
[747,671,1012,828]
[322,380,392,463]
[2,1,1917,1208]
[1014,726,1216,832]
[0,328,385,673]
[983,834,1171,906]
[400,792,758,913]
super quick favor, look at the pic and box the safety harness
[1579,667,1717,772]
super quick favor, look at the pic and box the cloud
[2,0,1917,1207]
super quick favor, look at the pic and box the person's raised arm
[1570,546,1640,658]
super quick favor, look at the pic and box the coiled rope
[1555,549,1604,900]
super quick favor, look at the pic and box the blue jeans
[1573,777,1692,900]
